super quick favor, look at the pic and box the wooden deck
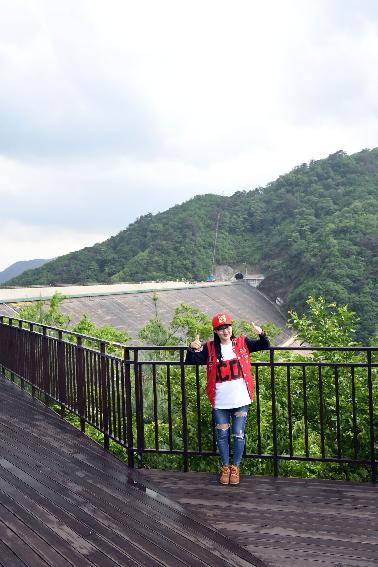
[0,375,265,567]
[138,468,378,567]
[1,374,377,567]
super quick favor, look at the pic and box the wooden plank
[2,372,378,567]
[0,502,72,567]
[0,441,256,567]
[0,519,50,567]
[138,469,378,567]
[0,458,185,567]
[0,420,264,566]
[0,539,28,567]
[0,376,265,567]
[0,482,96,567]
[0,384,266,564]
[0,437,233,565]
[244,545,378,567]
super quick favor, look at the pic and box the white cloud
[0,0,378,270]
[0,220,109,272]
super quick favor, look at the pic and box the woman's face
[215,324,232,343]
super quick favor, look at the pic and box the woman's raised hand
[251,321,263,335]
[190,334,202,350]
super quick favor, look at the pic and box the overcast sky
[1,0,378,271]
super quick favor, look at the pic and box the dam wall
[0,281,291,344]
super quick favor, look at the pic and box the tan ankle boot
[219,465,231,485]
[229,465,240,485]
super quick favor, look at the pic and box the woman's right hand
[190,334,202,350]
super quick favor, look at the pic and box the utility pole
[211,212,221,277]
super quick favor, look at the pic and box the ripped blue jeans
[212,405,250,466]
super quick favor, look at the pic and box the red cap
[212,312,232,329]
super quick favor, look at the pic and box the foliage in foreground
[133,296,376,481]
[13,293,378,481]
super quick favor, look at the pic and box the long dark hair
[214,331,236,361]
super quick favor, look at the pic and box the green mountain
[7,148,378,341]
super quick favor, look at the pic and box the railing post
[134,349,144,467]
[195,364,202,454]
[100,342,109,450]
[57,330,66,418]
[0,317,3,379]
[12,317,26,390]
[18,319,24,387]
[0,317,4,379]
[367,349,376,483]
[270,348,279,477]
[180,349,189,472]
[0,315,4,375]
[318,365,325,459]
[29,322,37,397]
[42,326,50,404]
[124,348,134,468]
[76,336,86,433]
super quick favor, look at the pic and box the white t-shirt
[214,342,251,409]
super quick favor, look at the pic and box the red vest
[206,336,254,408]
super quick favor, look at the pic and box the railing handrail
[0,315,376,481]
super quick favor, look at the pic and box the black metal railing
[0,316,377,481]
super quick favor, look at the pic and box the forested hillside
[7,148,378,340]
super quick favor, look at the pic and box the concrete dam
[0,281,291,344]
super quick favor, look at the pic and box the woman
[186,312,270,485]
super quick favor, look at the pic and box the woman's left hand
[251,321,264,335]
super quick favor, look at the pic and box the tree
[71,314,130,355]
[288,295,360,347]
[18,292,71,328]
